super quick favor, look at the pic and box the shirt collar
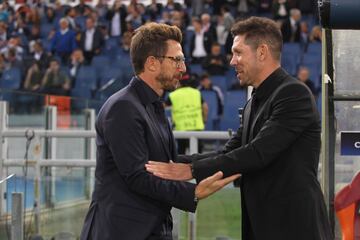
[130,76,161,105]
[253,67,287,101]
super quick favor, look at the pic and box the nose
[230,55,237,67]
[178,61,186,72]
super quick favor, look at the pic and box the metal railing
[0,101,232,240]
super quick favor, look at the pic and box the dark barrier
[319,0,360,29]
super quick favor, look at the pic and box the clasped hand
[146,161,240,200]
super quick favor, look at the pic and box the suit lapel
[241,97,253,145]
[145,105,172,160]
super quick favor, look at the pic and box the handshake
[146,161,240,200]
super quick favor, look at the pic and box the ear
[145,56,158,72]
[257,44,268,61]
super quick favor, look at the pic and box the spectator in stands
[26,7,41,26]
[309,25,322,43]
[31,40,50,73]
[198,73,224,117]
[299,21,310,48]
[125,4,144,30]
[3,47,22,69]
[0,36,24,61]
[297,66,318,96]
[201,13,217,43]
[202,42,228,76]
[95,0,109,21]
[272,0,290,21]
[146,17,333,240]
[0,22,10,49]
[190,17,213,64]
[23,60,42,91]
[69,49,85,84]
[44,6,56,24]
[28,25,41,53]
[237,0,249,17]
[80,22,237,240]
[171,12,186,50]
[120,31,132,53]
[78,16,104,64]
[164,0,183,13]
[0,54,5,77]
[75,0,92,16]
[11,16,30,37]
[257,0,272,13]
[50,18,77,65]
[220,5,235,34]
[64,7,78,31]
[281,8,301,42]
[166,76,208,154]
[146,0,163,21]
[41,58,71,96]
[106,0,127,37]
[0,4,10,23]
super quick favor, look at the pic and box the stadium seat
[0,67,22,89]
[201,91,219,130]
[210,75,228,93]
[220,90,247,131]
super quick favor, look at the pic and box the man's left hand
[146,161,192,181]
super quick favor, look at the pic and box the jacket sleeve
[102,100,197,212]
[193,83,318,181]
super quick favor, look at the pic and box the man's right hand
[195,171,241,200]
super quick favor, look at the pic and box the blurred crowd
[0,0,321,114]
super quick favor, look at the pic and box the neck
[253,63,280,89]
[138,73,163,96]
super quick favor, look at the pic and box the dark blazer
[78,28,104,54]
[185,68,332,240]
[106,5,127,36]
[281,18,301,42]
[80,77,197,240]
[189,30,214,58]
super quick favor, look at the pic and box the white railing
[0,101,232,240]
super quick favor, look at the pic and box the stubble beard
[156,72,181,92]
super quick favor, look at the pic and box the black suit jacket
[184,68,332,239]
[281,18,301,42]
[80,77,196,240]
[190,30,214,58]
[79,28,104,54]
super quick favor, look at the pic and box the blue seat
[92,55,110,77]
[189,64,204,76]
[99,66,122,86]
[1,67,22,89]
[281,53,298,76]
[283,43,302,56]
[220,90,247,131]
[201,91,219,130]
[301,53,322,89]
[40,23,55,39]
[74,66,98,91]
[210,75,227,93]
[306,42,321,55]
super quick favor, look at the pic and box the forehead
[231,35,249,52]
[165,40,183,55]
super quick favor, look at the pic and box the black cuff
[190,163,196,179]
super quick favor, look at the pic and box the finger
[145,164,171,173]
[217,174,241,186]
[201,171,223,185]
[148,161,169,165]
[153,172,180,180]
